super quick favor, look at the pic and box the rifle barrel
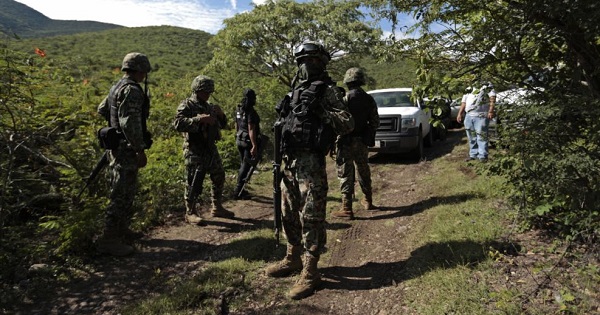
[76,150,109,200]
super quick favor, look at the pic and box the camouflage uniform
[334,67,380,218]
[96,52,152,256]
[173,75,233,223]
[266,41,354,300]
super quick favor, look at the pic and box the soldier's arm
[324,86,354,136]
[368,96,380,129]
[173,101,202,133]
[118,85,146,152]
[97,96,109,121]
[211,104,227,128]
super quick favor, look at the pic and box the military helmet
[191,75,215,93]
[121,52,152,73]
[294,41,331,66]
[343,67,366,85]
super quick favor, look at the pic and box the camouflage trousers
[105,147,139,231]
[281,149,328,257]
[336,137,372,198]
[184,148,225,206]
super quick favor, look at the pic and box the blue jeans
[464,114,489,159]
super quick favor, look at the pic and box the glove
[300,81,326,110]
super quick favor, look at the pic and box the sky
[14,0,407,36]
[14,0,270,34]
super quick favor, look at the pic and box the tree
[365,0,600,241]
[204,0,383,127]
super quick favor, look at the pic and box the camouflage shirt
[173,94,227,158]
[97,75,148,152]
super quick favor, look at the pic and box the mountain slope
[9,25,213,83]
[0,0,122,38]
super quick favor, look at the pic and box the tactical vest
[281,80,335,155]
[107,77,152,149]
[235,107,250,144]
[108,78,149,129]
[186,99,221,146]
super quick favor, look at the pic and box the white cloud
[14,0,241,34]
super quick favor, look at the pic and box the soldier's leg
[184,161,205,225]
[209,152,234,218]
[353,142,376,210]
[266,155,303,277]
[98,150,137,256]
[288,151,327,299]
[334,143,354,218]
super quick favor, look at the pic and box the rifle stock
[187,165,203,212]
[76,150,109,200]
[272,120,283,247]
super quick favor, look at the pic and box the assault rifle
[272,120,283,247]
[187,165,206,213]
[237,134,268,198]
[76,151,109,199]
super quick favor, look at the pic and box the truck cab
[367,88,433,160]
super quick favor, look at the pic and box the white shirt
[463,86,496,116]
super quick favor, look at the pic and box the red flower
[34,48,46,58]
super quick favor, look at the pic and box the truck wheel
[409,128,424,162]
[424,124,434,147]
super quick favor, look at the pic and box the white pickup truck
[367,88,433,160]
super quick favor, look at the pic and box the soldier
[96,52,153,256]
[233,88,261,200]
[332,67,380,219]
[173,75,235,225]
[265,41,354,299]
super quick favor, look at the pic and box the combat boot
[332,195,354,219]
[211,200,235,218]
[96,228,134,257]
[265,244,303,277]
[287,253,321,300]
[184,200,203,225]
[361,193,377,210]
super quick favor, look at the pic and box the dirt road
[20,130,467,315]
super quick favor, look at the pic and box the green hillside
[0,0,122,38]
[8,25,214,84]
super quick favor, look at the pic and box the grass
[396,152,513,314]
[121,229,282,315]
[119,140,599,314]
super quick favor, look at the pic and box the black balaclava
[241,88,256,110]
[298,59,325,83]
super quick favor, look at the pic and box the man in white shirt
[456,83,496,162]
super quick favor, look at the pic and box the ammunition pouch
[97,126,122,150]
[280,81,335,155]
[281,109,334,155]
[236,130,251,149]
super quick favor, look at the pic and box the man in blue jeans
[456,83,496,162]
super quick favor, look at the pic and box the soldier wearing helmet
[265,40,354,300]
[333,67,380,220]
[173,75,234,224]
[121,52,152,73]
[95,52,153,256]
